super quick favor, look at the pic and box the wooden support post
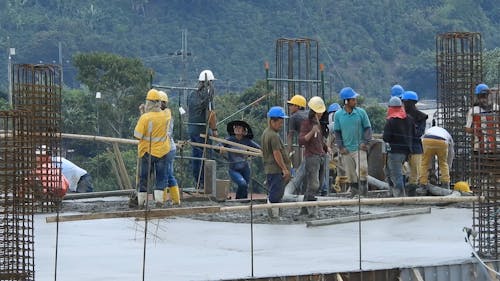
[112,143,132,190]
[411,268,424,281]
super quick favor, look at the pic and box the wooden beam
[306,207,431,227]
[112,143,132,190]
[50,196,480,223]
[188,141,261,157]
[335,273,344,281]
[200,133,262,153]
[46,206,221,223]
[411,268,424,281]
[63,189,135,200]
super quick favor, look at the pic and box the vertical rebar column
[275,38,320,104]
[12,64,63,212]
[435,32,482,183]
[0,110,35,281]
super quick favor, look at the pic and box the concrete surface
[35,206,474,281]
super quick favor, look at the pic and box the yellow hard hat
[146,89,161,101]
[287,94,307,108]
[158,90,168,103]
[308,96,326,113]
[454,181,471,193]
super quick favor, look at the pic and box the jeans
[267,173,285,203]
[387,152,407,194]
[76,174,94,193]
[165,149,178,187]
[229,164,251,199]
[303,154,326,201]
[189,133,209,188]
[138,153,167,192]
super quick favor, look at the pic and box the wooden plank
[63,189,135,200]
[411,268,425,281]
[109,151,125,190]
[335,273,344,281]
[188,141,261,157]
[50,196,479,223]
[306,207,431,227]
[200,133,262,153]
[46,206,221,223]
[112,143,132,190]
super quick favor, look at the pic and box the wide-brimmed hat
[227,120,253,139]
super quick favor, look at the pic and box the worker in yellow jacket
[133,89,174,207]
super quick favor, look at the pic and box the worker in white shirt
[52,156,94,193]
[418,125,454,190]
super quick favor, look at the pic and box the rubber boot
[360,180,368,196]
[137,192,147,208]
[163,188,170,203]
[350,183,359,197]
[170,186,181,205]
[154,189,164,207]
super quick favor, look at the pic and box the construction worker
[383,97,415,197]
[285,94,308,194]
[35,145,69,198]
[298,96,327,209]
[158,90,181,205]
[219,120,260,199]
[187,70,218,192]
[52,156,93,193]
[418,125,454,191]
[402,90,428,190]
[133,89,171,207]
[325,103,341,194]
[465,83,499,152]
[334,87,373,196]
[261,106,291,204]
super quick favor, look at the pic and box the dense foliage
[1,0,499,100]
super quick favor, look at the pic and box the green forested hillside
[0,0,499,100]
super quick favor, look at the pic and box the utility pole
[8,47,15,107]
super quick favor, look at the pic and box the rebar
[12,64,63,213]
[0,110,35,281]
[435,32,482,184]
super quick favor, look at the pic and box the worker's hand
[282,169,291,181]
[359,143,368,151]
[340,147,349,155]
[212,129,218,138]
[138,103,145,114]
[176,141,187,149]
[218,145,226,154]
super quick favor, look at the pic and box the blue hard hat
[328,103,341,113]
[339,87,359,100]
[391,85,404,98]
[401,90,418,101]
[267,106,288,118]
[475,83,489,95]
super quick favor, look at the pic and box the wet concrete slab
[35,206,473,281]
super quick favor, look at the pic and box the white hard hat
[198,70,216,81]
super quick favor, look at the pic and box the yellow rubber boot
[162,188,169,203]
[170,186,181,205]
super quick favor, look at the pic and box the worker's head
[158,90,168,110]
[401,90,418,110]
[391,84,404,98]
[198,70,216,82]
[339,87,358,108]
[327,103,340,125]
[308,96,326,120]
[227,120,253,139]
[146,89,161,101]
[144,89,162,112]
[287,94,307,113]
[267,106,288,131]
[388,96,403,107]
[475,83,490,108]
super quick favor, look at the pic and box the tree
[73,52,151,138]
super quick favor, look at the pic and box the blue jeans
[267,173,285,203]
[138,153,167,192]
[229,165,251,199]
[189,133,207,188]
[165,149,178,187]
[387,152,406,195]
